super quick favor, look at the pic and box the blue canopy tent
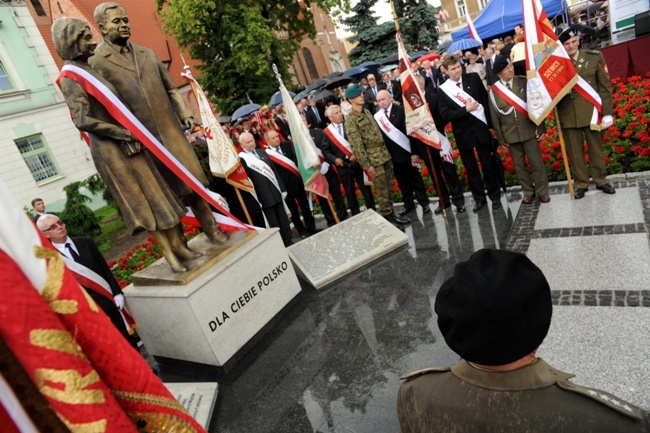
[452,0,567,42]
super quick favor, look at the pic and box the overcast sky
[336,0,442,38]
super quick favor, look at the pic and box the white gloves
[281,191,288,200]
[114,294,125,309]
[320,162,330,175]
[601,115,613,129]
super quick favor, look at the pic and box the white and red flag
[523,0,578,124]
[182,66,255,194]
[467,14,483,45]
[396,32,441,149]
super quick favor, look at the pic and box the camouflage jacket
[344,108,391,170]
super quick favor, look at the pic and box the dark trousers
[323,167,348,225]
[263,203,293,246]
[393,160,429,208]
[423,150,465,207]
[459,141,501,204]
[339,167,375,215]
[285,191,315,234]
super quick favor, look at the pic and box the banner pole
[554,109,575,199]
[235,188,254,225]
[426,147,446,218]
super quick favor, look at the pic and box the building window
[456,0,467,18]
[302,48,319,81]
[15,135,61,183]
[30,0,47,17]
[478,0,487,8]
[0,63,15,92]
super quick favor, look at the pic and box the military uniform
[398,359,650,433]
[556,49,614,189]
[345,108,394,216]
[489,76,549,198]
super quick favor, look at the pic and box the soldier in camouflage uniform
[398,249,650,433]
[557,28,615,199]
[344,84,410,229]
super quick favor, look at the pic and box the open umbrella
[231,103,261,122]
[379,64,398,74]
[342,66,368,78]
[322,71,344,80]
[358,61,380,69]
[437,40,453,53]
[409,50,429,62]
[218,115,231,125]
[293,89,310,103]
[416,53,440,63]
[447,39,483,54]
[380,53,399,65]
[324,75,353,90]
[310,89,334,103]
[269,90,295,107]
[305,78,329,93]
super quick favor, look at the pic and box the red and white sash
[266,148,301,180]
[440,80,487,125]
[56,64,252,232]
[239,152,290,215]
[490,81,529,117]
[374,109,412,153]
[574,76,603,130]
[323,124,372,185]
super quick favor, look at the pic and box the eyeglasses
[368,78,376,81]
[42,220,65,232]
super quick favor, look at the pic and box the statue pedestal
[124,229,302,366]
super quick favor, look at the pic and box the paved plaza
[153,172,650,433]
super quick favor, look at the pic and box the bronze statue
[88,2,228,244]
[52,17,201,273]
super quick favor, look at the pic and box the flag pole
[426,147,446,218]
[554,109,575,199]
[328,196,341,224]
[235,188,254,225]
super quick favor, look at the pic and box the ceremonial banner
[278,82,329,198]
[182,67,254,194]
[523,0,578,124]
[467,14,483,45]
[396,32,441,149]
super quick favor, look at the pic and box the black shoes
[574,188,588,199]
[398,205,415,217]
[457,205,466,213]
[422,205,431,214]
[391,214,411,225]
[492,200,502,210]
[597,184,615,194]
[473,201,486,212]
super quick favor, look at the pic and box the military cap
[435,249,552,366]
[558,27,579,43]
[492,55,512,75]
[345,84,363,99]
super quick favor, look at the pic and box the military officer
[397,249,650,432]
[556,28,615,199]
[488,55,550,204]
[344,84,410,230]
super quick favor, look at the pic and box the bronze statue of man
[52,17,200,272]
[88,2,228,244]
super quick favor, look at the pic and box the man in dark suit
[363,73,386,113]
[321,105,376,216]
[375,90,431,216]
[419,60,441,94]
[308,125,349,225]
[484,47,498,87]
[238,132,293,246]
[437,54,502,212]
[414,75,466,214]
[37,214,138,350]
[305,97,326,129]
[273,103,292,141]
[265,130,318,237]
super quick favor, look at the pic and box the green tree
[155,0,349,116]
[396,0,439,51]
[342,0,396,65]
[58,181,101,237]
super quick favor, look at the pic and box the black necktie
[65,243,81,263]
[506,83,511,90]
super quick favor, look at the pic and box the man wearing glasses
[363,73,386,113]
[37,214,138,350]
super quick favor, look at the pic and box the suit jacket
[485,57,498,86]
[274,115,292,141]
[320,124,349,165]
[437,72,492,150]
[420,69,440,93]
[383,79,403,102]
[70,236,122,313]
[488,76,543,145]
[363,83,387,112]
[377,104,417,164]
[306,105,326,129]
[241,149,285,209]
[556,49,613,129]
[268,142,305,196]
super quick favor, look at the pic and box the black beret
[435,249,552,366]
[558,28,578,44]
[492,55,511,75]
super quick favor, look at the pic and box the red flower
[615,146,626,154]
[551,161,562,171]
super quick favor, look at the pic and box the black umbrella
[322,71,344,80]
[324,75,353,90]
[231,103,261,122]
[305,78,329,93]
[293,90,310,103]
[358,61,380,69]
[410,50,429,62]
[342,66,369,78]
[380,53,399,65]
[310,89,334,103]
[269,90,295,107]
[218,115,231,125]
[437,40,452,53]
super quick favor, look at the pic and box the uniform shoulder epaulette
[583,49,601,55]
[557,380,646,421]
[400,366,451,381]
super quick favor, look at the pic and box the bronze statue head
[94,2,130,45]
[51,17,92,61]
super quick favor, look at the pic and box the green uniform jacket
[344,108,391,170]
[398,359,650,433]
[489,76,543,145]
[556,49,613,129]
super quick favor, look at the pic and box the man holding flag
[556,28,615,199]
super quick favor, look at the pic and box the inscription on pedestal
[287,210,408,289]
[165,382,218,429]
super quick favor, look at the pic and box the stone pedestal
[124,229,302,366]
[164,382,218,429]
